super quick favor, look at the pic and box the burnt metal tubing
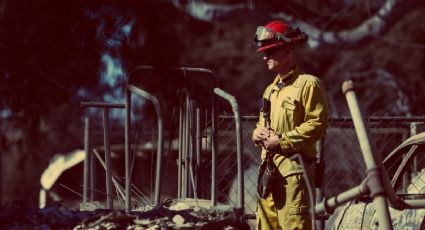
[213,87,244,210]
[128,66,219,208]
[80,102,125,209]
[127,85,163,206]
[315,80,393,229]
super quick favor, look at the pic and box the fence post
[211,98,218,207]
[184,96,190,198]
[402,129,409,193]
[103,108,113,209]
[315,138,324,230]
[178,103,183,200]
[189,100,198,199]
[125,89,131,212]
[90,141,96,201]
[196,107,201,174]
[411,122,418,177]
[410,122,425,177]
[83,117,91,204]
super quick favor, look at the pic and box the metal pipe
[391,145,417,187]
[128,85,163,205]
[403,199,425,208]
[83,117,91,204]
[90,142,96,201]
[125,89,131,212]
[189,100,197,199]
[185,96,191,197]
[211,95,218,207]
[410,122,418,174]
[315,139,323,198]
[93,148,127,204]
[178,103,183,200]
[402,131,409,192]
[80,101,126,209]
[93,149,107,170]
[315,139,324,230]
[129,66,219,88]
[342,80,393,230]
[213,88,244,210]
[372,196,393,229]
[127,65,219,205]
[81,102,125,109]
[181,101,187,199]
[196,107,202,198]
[203,108,209,198]
[103,108,113,209]
[315,182,369,214]
[196,108,201,168]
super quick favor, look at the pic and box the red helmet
[253,20,308,52]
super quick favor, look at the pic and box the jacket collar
[271,68,299,91]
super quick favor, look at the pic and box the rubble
[0,199,250,230]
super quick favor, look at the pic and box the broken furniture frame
[80,102,125,209]
[213,87,244,211]
[313,79,425,229]
[79,66,247,214]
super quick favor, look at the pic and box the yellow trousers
[256,171,313,230]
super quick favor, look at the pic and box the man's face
[262,47,293,72]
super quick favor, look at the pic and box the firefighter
[252,20,329,230]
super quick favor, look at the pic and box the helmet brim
[256,43,281,52]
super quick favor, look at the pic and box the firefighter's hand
[263,130,280,150]
[252,126,270,144]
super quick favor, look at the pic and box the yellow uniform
[254,69,328,230]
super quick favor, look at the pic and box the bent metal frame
[80,66,245,213]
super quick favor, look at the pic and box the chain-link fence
[78,108,425,229]
[217,115,425,216]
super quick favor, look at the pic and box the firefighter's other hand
[252,126,270,144]
[263,130,280,150]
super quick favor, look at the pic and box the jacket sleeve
[279,80,328,153]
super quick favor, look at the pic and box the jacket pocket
[281,97,298,129]
[282,99,296,110]
[281,96,298,110]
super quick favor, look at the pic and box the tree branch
[171,0,423,47]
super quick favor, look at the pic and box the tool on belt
[257,98,277,199]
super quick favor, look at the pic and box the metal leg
[103,108,113,209]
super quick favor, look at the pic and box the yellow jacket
[255,69,328,176]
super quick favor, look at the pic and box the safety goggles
[253,26,292,46]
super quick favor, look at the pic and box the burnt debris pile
[0,199,250,229]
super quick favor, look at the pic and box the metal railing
[214,87,244,210]
[77,67,252,214]
[126,66,219,211]
[80,102,125,209]
[76,68,425,229]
